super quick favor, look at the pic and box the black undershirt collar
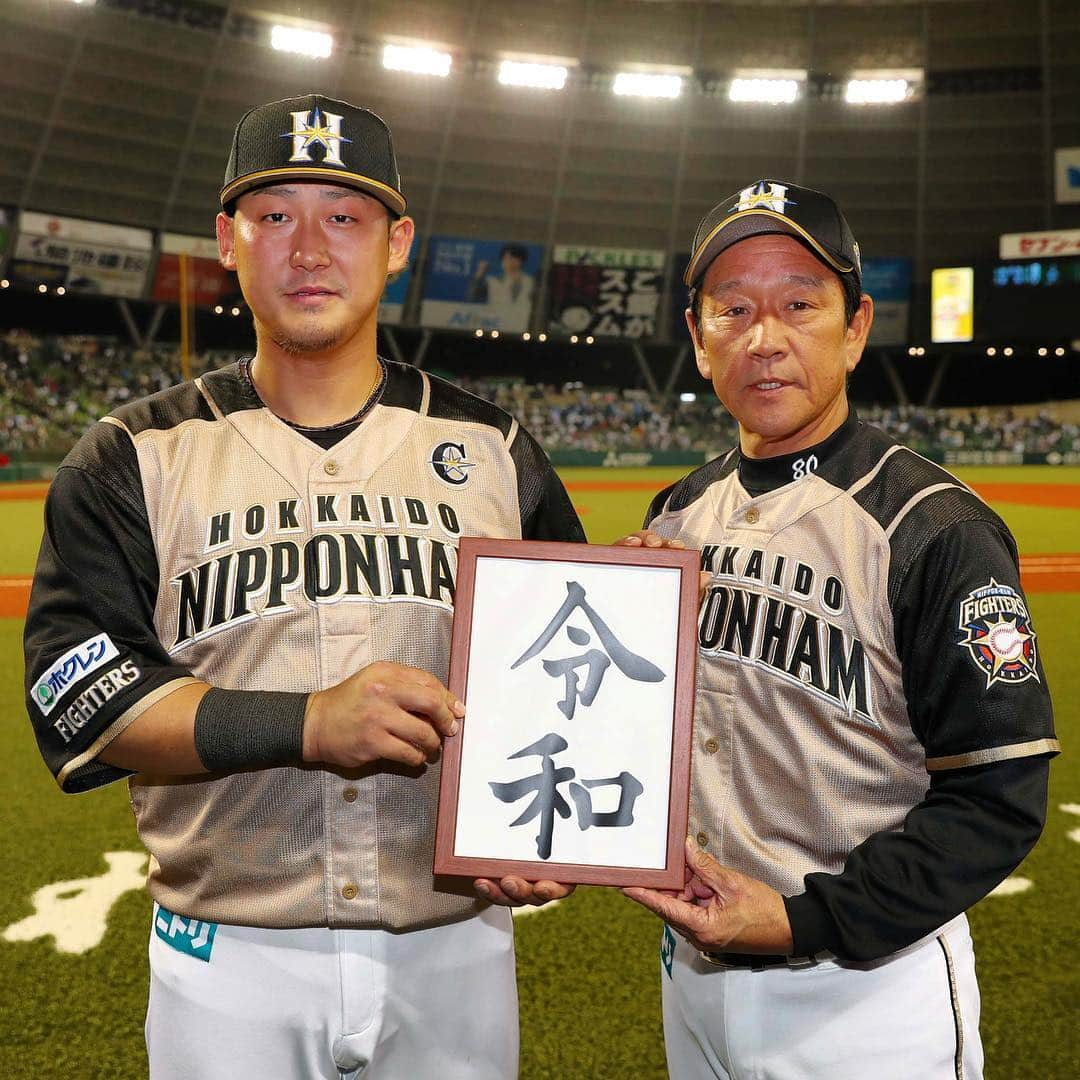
[237,356,387,449]
[737,411,860,497]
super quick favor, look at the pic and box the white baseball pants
[146,903,518,1079]
[661,915,983,1079]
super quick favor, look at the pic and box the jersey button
[343,787,358,803]
[703,737,720,754]
[341,883,358,900]
[745,507,760,524]
[324,460,340,476]
[696,831,709,848]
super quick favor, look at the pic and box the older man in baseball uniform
[621,180,1057,1079]
[24,94,582,1079]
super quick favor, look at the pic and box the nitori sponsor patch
[661,924,677,978]
[957,579,1039,688]
[32,633,119,716]
[154,903,217,963]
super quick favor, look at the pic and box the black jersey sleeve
[510,425,586,543]
[893,517,1055,766]
[786,754,1048,961]
[23,422,194,793]
[784,517,1056,961]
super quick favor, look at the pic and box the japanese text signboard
[999,228,1080,260]
[435,539,698,888]
[13,211,152,298]
[548,247,666,339]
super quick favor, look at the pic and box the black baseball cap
[220,93,406,215]
[684,180,860,289]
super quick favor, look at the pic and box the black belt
[700,951,816,971]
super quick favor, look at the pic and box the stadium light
[498,59,568,91]
[491,330,500,339]
[1038,347,1048,356]
[538,333,548,342]
[680,392,697,403]
[0,279,8,288]
[1003,346,1014,357]
[214,305,224,315]
[56,286,66,296]
[522,332,531,341]
[729,70,804,105]
[613,71,682,99]
[1055,347,1066,356]
[570,334,579,343]
[270,25,332,60]
[37,284,47,294]
[585,335,594,344]
[845,69,921,105]
[383,42,452,78]
[986,347,997,356]
[730,78,798,104]
[231,307,241,316]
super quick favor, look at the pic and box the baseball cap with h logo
[684,180,860,291]
[220,93,406,216]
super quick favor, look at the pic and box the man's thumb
[685,835,719,875]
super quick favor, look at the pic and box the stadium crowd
[466,378,1080,459]
[0,331,224,455]
[2,332,1078,460]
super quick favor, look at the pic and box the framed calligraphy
[434,538,699,888]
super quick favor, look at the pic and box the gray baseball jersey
[25,359,585,931]
[644,414,1056,960]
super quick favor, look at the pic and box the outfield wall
[547,450,1080,468]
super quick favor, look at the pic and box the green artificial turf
[0,498,47,576]
[1,470,1077,1078]
[966,592,1080,1080]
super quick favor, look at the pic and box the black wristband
[194,688,308,772]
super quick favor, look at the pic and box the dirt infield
[0,483,50,501]
[0,578,33,618]
[968,483,1080,509]
[5,479,1079,507]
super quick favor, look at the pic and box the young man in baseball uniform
[24,94,581,1078]
[620,180,1057,1078]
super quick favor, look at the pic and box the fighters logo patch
[957,579,1039,688]
[430,441,475,486]
[154,903,217,963]
[32,633,120,717]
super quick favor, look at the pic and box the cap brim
[685,208,854,286]
[220,167,407,215]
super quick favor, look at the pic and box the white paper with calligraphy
[453,556,680,869]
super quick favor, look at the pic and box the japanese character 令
[512,580,664,719]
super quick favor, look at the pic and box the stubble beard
[270,325,343,355]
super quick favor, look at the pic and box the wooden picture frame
[434,537,699,889]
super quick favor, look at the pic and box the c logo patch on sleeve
[661,923,677,978]
[154,903,217,963]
